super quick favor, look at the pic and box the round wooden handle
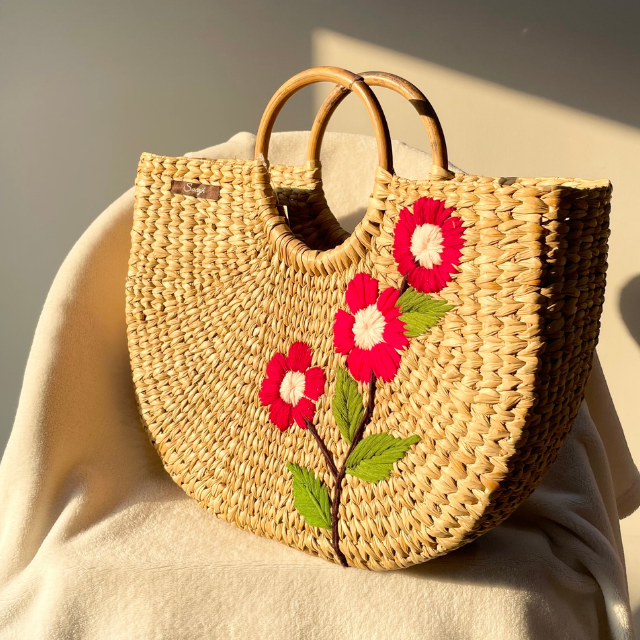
[254,66,392,172]
[307,71,449,173]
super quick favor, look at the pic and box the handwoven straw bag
[126,67,611,570]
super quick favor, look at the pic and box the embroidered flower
[259,342,326,432]
[333,273,409,383]
[393,196,464,293]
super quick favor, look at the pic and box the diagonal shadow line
[304,0,640,130]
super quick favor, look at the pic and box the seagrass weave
[126,68,611,570]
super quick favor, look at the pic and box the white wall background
[1,0,638,627]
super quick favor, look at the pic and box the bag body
[126,68,611,569]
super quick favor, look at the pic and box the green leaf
[332,366,364,444]
[398,287,454,315]
[346,433,421,483]
[397,288,453,337]
[398,287,428,313]
[401,312,439,337]
[286,463,332,529]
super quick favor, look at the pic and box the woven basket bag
[126,67,611,570]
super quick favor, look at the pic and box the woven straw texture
[126,153,610,570]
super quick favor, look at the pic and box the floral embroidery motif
[259,200,462,567]
[259,342,326,431]
[393,196,464,293]
[334,273,408,383]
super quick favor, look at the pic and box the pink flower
[259,342,326,432]
[333,273,409,383]
[393,196,464,293]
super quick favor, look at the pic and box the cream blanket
[0,132,638,640]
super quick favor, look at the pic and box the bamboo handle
[307,71,450,176]
[255,67,392,172]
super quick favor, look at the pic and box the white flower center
[279,370,306,406]
[352,304,387,350]
[410,223,444,268]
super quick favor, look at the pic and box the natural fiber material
[127,149,610,569]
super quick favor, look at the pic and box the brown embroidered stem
[305,418,338,478]
[398,275,409,296]
[330,369,378,568]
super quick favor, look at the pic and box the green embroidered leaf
[286,463,332,529]
[398,287,428,313]
[346,433,421,483]
[398,287,454,315]
[397,288,453,337]
[401,312,440,337]
[332,366,364,444]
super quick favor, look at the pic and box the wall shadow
[620,274,640,347]
[307,0,640,130]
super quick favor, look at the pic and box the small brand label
[170,180,220,200]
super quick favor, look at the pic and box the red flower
[333,273,409,383]
[393,196,464,293]
[259,342,326,432]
